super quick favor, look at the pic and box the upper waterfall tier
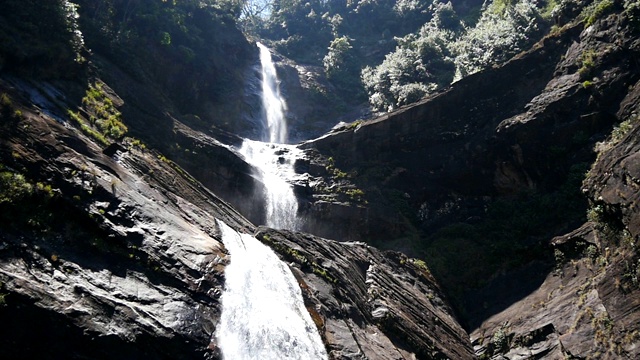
[257,42,288,144]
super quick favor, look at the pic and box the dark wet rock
[469,13,640,359]
[0,78,253,359]
[300,15,636,246]
[299,8,640,331]
[471,220,640,359]
[255,227,474,360]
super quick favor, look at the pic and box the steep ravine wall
[301,5,640,343]
[0,76,473,358]
[473,79,640,359]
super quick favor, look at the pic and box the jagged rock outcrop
[0,75,472,358]
[300,5,640,332]
[471,78,640,357]
[0,78,253,358]
[255,227,474,359]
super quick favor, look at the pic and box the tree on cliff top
[74,0,252,113]
[0,0,85,79]
[362,1,459,111]
[362,0,548,111]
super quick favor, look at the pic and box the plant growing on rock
[578,49,598,77]
[80,82,127,140]
[582,0,616,26]
[452,0,545,80]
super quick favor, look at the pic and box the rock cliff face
[0,1,477,358]
[0,77,250,358]
[301,3,640,325]
[471,78,640,358]
[0,77,468,357]
[256,227,473,359]
[2,1,640,360]
[301,13,637,245]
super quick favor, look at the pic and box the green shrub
[68,110,109,146]
[323,36,363,97]
[0,93,13,118]
[582,0,616,27]
[587,204,605,223]
[363,0,546,111]
[578,49,597,77]
[0,93,11,108]
[625,0,640,24]
[69,82,127,145]
[611,118,635,144]
[0,171,33,204]
[452,0,544,80]
[362,10,457,111]
[491,327,510,353]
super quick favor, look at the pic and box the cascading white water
[214,42,325,360]
[215,219,328,360]
[237,42,301,230]
[238,140,302,230]
[257,42,288,144]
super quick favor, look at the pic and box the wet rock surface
[0,78,253,358]
[302,12,639,247]
[302,3,640,320]
[469,14,640,360]
[255,227,474,359]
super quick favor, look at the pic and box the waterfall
[257,42,288,144]
[237,42,301,230]
[214,42,324,359]
[215,219,328,360]
[238,140,301,230]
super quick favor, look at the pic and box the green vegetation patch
[326,156,348,179]
[0,167,57,232]
[68,110,108,146]
[582,0,616,27]
[0,93,24,121]
[419,162,590,307]
[67,82,127,146]
[625,0,640,25]
[81,82,127,140]
[578,49,598,77]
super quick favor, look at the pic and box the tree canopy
[245,0,551,111]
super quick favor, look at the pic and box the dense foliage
[74,0,252,112]
[0,0,85,79]
[245,0,552,110]
[244,0,444,99]
[0,0,557,112]
[452,0,544,80]
[362,0,548,111]
[362,1,460,111]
